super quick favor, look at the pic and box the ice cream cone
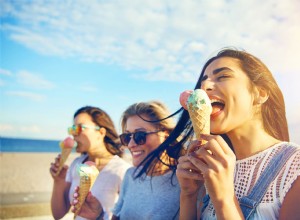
[54,137,77,176]
[180,89,212,146]
[188,103,211,144]
[74,162,99,218]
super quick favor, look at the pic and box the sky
[1,0,300,144]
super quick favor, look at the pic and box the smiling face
[124,115,166,167]
[201,57,257,135]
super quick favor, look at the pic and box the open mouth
[211,99,225,115]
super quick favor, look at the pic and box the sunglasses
[68,124,100,136]
[119,130,162,146]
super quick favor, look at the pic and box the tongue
[211,104,223,115]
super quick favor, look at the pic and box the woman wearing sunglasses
[50,106,131,220]
[72,101,182,219]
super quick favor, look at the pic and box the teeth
[210,99,224,104]
[132,151,142,156]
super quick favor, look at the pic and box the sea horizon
[0,136,63,153]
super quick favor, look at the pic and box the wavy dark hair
[74,106,123,156]
[135,47,289,179]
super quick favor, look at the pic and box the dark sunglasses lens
[120,134,131,146]
[133,131,147,145]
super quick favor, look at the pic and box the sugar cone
[74,175,92,218]
[55,146,73,176]
[188,103,210,144]
[74,164,99,218]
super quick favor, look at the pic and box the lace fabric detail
[234,142,300,203]
[204,142,300,218]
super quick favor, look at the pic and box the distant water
[0,137,66,152]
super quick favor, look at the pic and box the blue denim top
[201,145,298,220]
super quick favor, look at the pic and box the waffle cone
[74,176,91,218]
[74,167,98,218]
[188,104,210,144]
[54,147,73,176]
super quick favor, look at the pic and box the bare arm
[50,154,71,219]
[177,141,205,220]
[279,176,300,220]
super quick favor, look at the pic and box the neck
[146,151,174,176]
[87,148,114,171]
[227,121,280,160]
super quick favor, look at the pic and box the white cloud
[1,0,300,141]
[20,125,41,134]
[0,68,12,76]
[0,124,14,132]
[0,123,42,137]
[2,0,299,82]
[5,91,45,101]
[16,71,55,89]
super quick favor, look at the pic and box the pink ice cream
[59,136,77,148]
[179,90,193,110]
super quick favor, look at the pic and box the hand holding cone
[54,137,77,176]
[74,162,99,218]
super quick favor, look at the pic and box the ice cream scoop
[179,90,193,110]
[54,137,77,176]
[59,136,77,148]
[179,89,212,143]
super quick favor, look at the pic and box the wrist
[96,208,105,220]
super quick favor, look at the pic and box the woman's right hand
[49,154,68,180]
[176,140,204,196]
[71,186,103,220]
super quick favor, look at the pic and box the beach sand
[0,152,78,219]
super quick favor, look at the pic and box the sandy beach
[0,152,79,219]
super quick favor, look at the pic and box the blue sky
[1,0,300,144]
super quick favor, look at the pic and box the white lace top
[201,142,300,220]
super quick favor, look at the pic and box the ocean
[0,137,65,152]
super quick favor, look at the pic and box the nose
[201,79,214,92]
[127,135,136,149]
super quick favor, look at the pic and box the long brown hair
[74,106,123,156]
[202,48,289,141]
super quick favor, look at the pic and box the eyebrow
[212,67,233,75]
[202,67,233,81]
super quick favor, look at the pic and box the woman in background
[72,101,182,219]
[50,106,131,220]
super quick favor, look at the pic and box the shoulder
[111,155,132,167]
[274,142,300,202]
[273,142,300,160]
[106,156,132,176]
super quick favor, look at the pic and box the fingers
[49,154,63,176]
[187,140,202,154]
[177,155,203,180]
[200,134,233,155]
[187,152,208,174]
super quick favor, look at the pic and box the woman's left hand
[187,134,236,204]
[71,186,102,220]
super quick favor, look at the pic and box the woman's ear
[99,127,106,136]
[254,86,269,104]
